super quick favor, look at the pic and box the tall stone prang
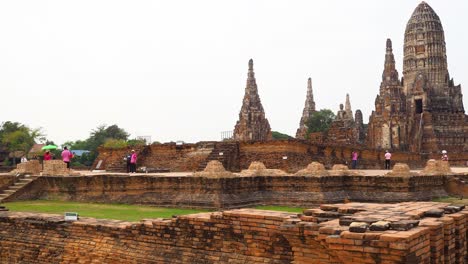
[403,1,466,153]
[368,2,467,153]
[233,59,272,141]
[367,39,408,150]
[296,78,316,139]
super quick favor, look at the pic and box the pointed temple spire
[296,78,316,139]
[233,59,272,141]
[345,94,353,121]
[382,39,400,86]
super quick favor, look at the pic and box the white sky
[1,1,467,145]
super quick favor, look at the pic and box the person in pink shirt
[61,146,73,169]
[351,151,358,169]
[130,150,137,173]
[384,150,392,170]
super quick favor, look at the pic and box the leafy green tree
[127,139,146,146]
[0,121,45,151]
[306,109,336,133]
[63,124,130,167]
[271,131,293,140]
[0,121,45,164]
[103,139,128,149]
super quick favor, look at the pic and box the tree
[63,124,130,167]
[0,121,45,151]
[306,109,336,133]
[0,121,45,164]
[271,131,293,140]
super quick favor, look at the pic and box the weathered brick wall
[93,140,468,172]
[0,175,15,192]
[4,174,450,208]
[14,160,41,175]
[239,141,312,172]
[0,203,466,263]
[93,143,214,172]
[140,143,213,172]
[43,160,68,175]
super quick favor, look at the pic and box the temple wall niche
[382,124,390,149]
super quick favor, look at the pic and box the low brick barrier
[0,202,466,263]
[14,160,41,175]
[2,173,449,208]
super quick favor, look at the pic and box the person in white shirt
[384,150,392,170]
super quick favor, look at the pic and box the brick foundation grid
[0,202,466,263]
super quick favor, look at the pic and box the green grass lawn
[3,200,209,221]
[433,196,468,206]
[254,205,304,213]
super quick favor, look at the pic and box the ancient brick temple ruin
[233,59,272,141]
[367,2,467,153]
[319,94,365,145]
[296,78,316,139]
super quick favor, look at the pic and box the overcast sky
[1,0,467,145]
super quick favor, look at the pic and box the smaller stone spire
[296,78,316,139]
[345,94,353,121]
[382,39,399,85]
[248,58,254,78]
[233,59,272,141]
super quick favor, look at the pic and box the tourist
[130,150,137,173]
[441,150,448,161]
[124,152,132,173]
[351,151,358,169]
[61,147,73,169]
[384,150,392,170]
[43,151,52,161]
[20,156,28,163]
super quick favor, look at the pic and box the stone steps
[0,175,40,202]
[198,143,239,171]
[0,205,8,211]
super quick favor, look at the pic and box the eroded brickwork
[43,160,68,175]
[4,172,450,208]
[233,59,272,141]
[323,94,364,146]
[296,78,316,139]
[0,202,466,263]
[0,175,15,192]
[368,2,467,153]
[13,160,41,175]
[92,143,213,172]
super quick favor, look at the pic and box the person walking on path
[351,151,358,169]
[61,147,73,169]
[130,150,137,173]
[384,150,392,170]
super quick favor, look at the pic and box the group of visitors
[350,149,449,170]
[125,150,138,173]
[41,147,74,169]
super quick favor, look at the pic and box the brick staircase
[197,142,240,172]
[105,161,127,172]
[0,175,39,203]
[0,205,7,211]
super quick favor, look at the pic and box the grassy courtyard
[254,205,304,213]
[3,200,209,221]
[433,196,468,206]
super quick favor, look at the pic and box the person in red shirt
[43,151,52,161]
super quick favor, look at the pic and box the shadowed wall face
[3,173,450,208]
